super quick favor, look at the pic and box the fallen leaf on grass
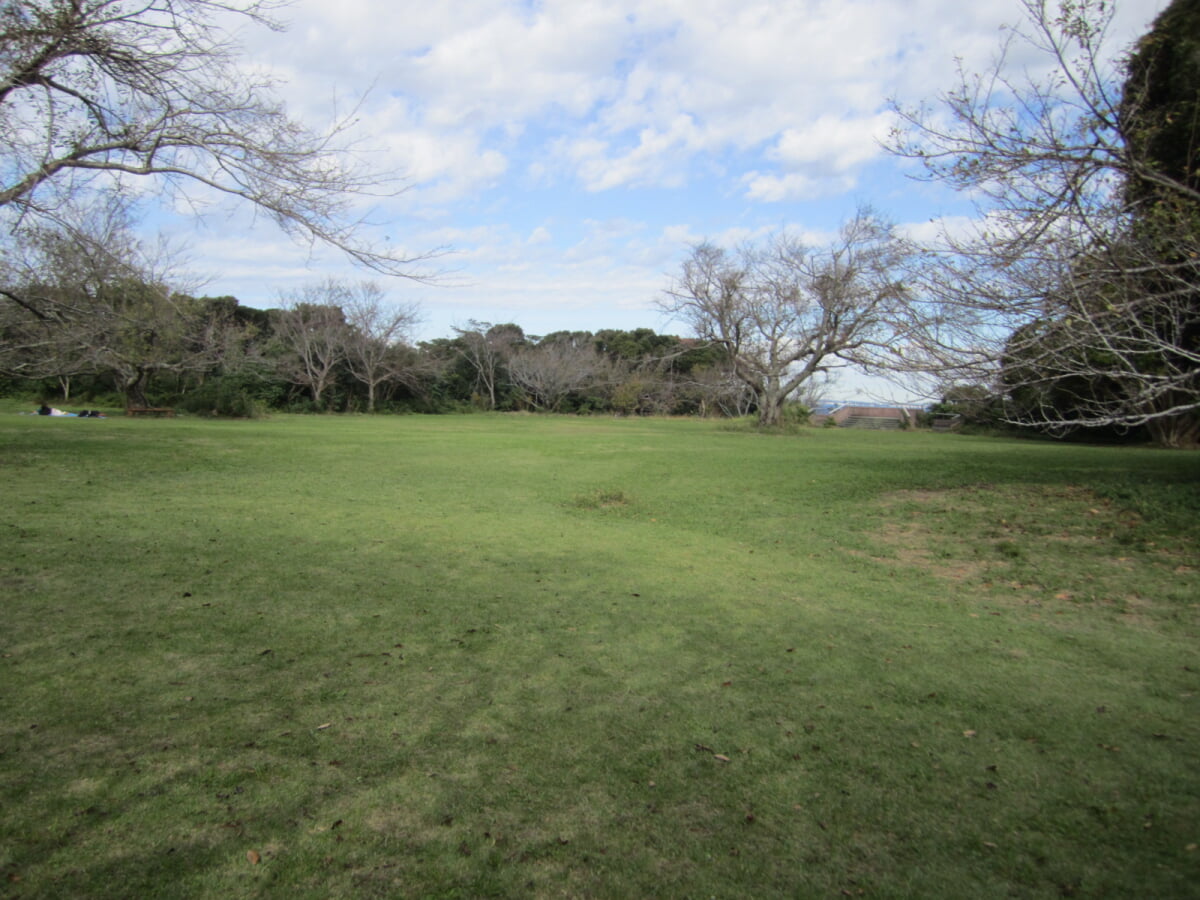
[963,730,977,738]
[246,850,261,865]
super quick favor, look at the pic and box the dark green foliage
[1116,0,1200,445]
[593,327,680,361]
[1122,0,1200,206]
[172,367,284,417]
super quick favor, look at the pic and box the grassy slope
[1,412,1197,898]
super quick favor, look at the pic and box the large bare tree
[0,0,432,276]
[887,0,1200,447]
[659,208,914,427]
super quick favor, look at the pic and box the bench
[125,407,176,418]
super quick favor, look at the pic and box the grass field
[1,410,1198,898]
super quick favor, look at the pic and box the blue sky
[158,0,1167,397]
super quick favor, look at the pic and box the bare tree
[887,0,1200,446]
[680,362,756,418]
[452,321,525,410]
[0,195,238,406]
[272,281,350,408]
[508,338,614,412]
[659,208,913,427]
[341,281,422,412]
[0,0,434,277]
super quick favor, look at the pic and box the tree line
[0,223,749,416]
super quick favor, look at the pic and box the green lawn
[1,411,1197,898]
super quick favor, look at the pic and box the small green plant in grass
[570,487,631,509]
[995,539,1024,559]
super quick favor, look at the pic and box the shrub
[175,375,271,418]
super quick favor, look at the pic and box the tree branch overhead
[0,0,436,279]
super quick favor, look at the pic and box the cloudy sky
[162,0,1165,395]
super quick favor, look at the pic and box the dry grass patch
[569,487,633,510]
[868,484,1199,625]
[872,519,989,582]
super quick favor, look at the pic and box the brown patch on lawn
[872,519,988,582]
[868,485,1196,624]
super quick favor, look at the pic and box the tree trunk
[1146,412,1200,449]
[121,370,149,408]
[756,392,784,427]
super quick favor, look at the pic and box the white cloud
[741,172,828,204]
[570,114,701,191]
[141,0,1175,341]
[899,214,980,247]
[771,114,892,173]
[238,0,1167,209]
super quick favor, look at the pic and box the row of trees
[0,186,893,420]
[427,323,744,416]
[1,270,760,418]
[2,0,1197,443]
[0,199,752,414]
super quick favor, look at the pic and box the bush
[175,376,270,418]
[782,403,811,427]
